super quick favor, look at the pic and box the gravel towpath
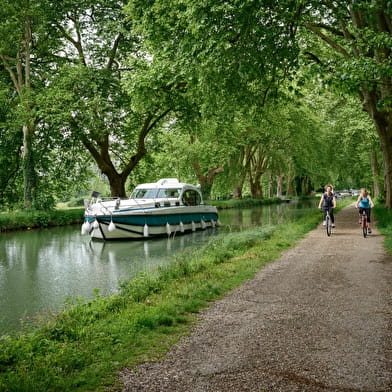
[120,204,392,392]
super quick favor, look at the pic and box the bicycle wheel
[362,215,367,238]
[326,214,332,237]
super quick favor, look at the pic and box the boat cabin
[130,178,203,206]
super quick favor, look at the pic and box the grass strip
[211,195,318,209]
[0,208,85,232]
[374,204,392,254]
[0,202,350,392]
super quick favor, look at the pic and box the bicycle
[325,209,333,237]
[320,208,333,237]
[359,209,368,238]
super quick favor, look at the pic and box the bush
[0,208,85,232]
[374,204,392,253]
[67,198,86,208]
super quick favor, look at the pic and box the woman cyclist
[318,185,337,227]
[355,188,374,233]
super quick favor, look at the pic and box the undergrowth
[374,204,392,253]
[0,209,84,232]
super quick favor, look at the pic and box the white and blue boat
[81,178,219,240]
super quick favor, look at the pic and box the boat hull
[85,206,219,240]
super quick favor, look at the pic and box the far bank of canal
[0,199,318,334]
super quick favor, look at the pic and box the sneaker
[332,224,335,228]
[367,228,372,234]
[322,221,326,226]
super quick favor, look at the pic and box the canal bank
[0,200,334,391]
[0,208,84,232]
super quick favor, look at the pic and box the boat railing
[85,195,184,214]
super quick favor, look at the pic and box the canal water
[0,200,317,333]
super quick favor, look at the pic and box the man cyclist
[355,188,374,234]
[318,185,337,227]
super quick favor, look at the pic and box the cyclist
[318,184,337,227]
[355,188,374,233]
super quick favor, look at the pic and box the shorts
[359,207,371,223]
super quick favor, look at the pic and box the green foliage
[67,198,86,208]
[212,197,285,209]
[0,82,23,208]
[0,0,388,208]
[0,209,84,232]
[374,204,392,254]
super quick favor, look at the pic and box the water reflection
[0,199,316,333]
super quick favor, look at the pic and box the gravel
[120,205,392,392]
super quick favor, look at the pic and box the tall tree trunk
[192,160,224,201]
[250,179,263,198]
[232,169,246,199]
[300,176,311,195]
[362,94,392,207]
[370,150,381,199]
[248,148,268,198]
[285,163,296,196]
[21,15,36,208]
[232,186,243,199]
[276,174,284,197]
[107,172,127,198]
[228,147,247,199]
[80,111,171,198]
[22,125,36,208]
[248,162,264,198]
[267,172,274,198]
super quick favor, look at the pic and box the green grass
[0,208,84,232]
[374,204,392,254]
[211,196,298,209]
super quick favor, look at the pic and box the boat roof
[134,178,199,190]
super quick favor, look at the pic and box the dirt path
[120,204,392,392]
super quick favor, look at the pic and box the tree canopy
[0,0,389,209]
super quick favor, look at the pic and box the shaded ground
[120,205,392,392]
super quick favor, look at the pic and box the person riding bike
[318,185,337,227]
[355,188,374,234]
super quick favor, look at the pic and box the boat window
[157,188,181,198]
[131,188,159,199]
[182,190,201,206]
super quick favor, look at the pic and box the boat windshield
[131,187,181,199]
[157,188,181,198]
[131,188,159,199]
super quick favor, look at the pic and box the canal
[0,199,317,333]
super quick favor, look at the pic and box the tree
[38,0,175,197]
[301,0,392,206]
[0,0,95,208]
[0,73,23,207]
[0,0,41,207]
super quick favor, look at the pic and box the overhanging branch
[304,23,351,58]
